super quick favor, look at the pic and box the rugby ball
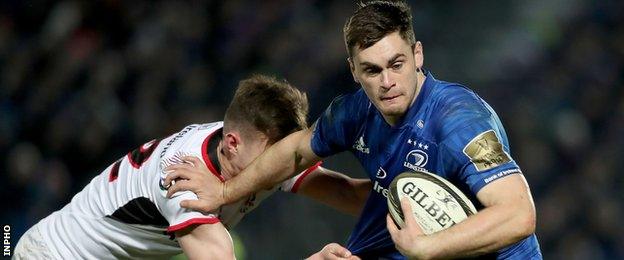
[387,171,477,234]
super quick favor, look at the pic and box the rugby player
[164,1,542,259]
[14,75,371,259]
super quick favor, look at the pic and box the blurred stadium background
[2,0,623,259]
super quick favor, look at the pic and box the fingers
[306,243,355,260]
[181,156,205,168]
[399,196,417,227]
[386,214,399,239]
[166,180,196,198]
[163,156,206,186]
[326,243,352,258]
[164,162,196,172]
[180,199,213,213]
[163,165,197,185]
[163,171,183,187]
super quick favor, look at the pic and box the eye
[391,62,403,70]
[364,67,381,76]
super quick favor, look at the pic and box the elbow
[512,206,536,241]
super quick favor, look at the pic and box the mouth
[380,94,401,102]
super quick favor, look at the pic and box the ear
[223,132,241,155]
[348,57,359,83]
[413,41,424,70]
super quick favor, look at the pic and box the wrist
[404,235,435,260]
[415,235,437,260]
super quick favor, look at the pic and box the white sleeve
[155,165,220,233]
[279,161,322,193]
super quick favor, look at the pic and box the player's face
[350,32,423,126]
[229,132,270,176]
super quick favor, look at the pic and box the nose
[380,70,395,90]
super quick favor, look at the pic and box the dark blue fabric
[310,71,542,259]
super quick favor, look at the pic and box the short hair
[224,74,309,144]
[343,0,416,57]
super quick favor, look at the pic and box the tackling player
[13,75,371,259]
[163,1,542,259]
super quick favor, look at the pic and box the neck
[413,70,426,104]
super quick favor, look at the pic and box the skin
[173,129,268,260]
[297,166,371,216]
[167,128,372,259]
[176,222,236,260]
[348,32,425,126]
[386,175,536,259]
[217,129,270,180]
[164,32,537,259]
[306,243,362,260]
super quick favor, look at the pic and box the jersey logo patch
[353,136,370,154]
[375,167,387,179]
[403,149,428,171]
[463,130,511,171]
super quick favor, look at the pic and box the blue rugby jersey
[311,71,542,259]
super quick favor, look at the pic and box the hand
[306,243,360,260]
[386,197,429,259]
[164,156,225,212]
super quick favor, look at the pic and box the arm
[296,166,371,216]
[165,128,320,212]
[176,223,235,260]
[387,174,536,259]
[224,128,321,201]
[306,243,361,260]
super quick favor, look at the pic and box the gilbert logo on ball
[387,171,477,234]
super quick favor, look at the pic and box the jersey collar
[201,128,225,181]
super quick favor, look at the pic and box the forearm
[420,202,535,259]
[416,175,536,259]
[298,168,371,216]
[317,178,370,216]
[225,129,319,203]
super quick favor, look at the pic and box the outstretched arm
[164,128,320,212]
[296,166,371,216]
[176,223,235,260]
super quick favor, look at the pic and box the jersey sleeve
[155,166,220,233]
[437,95,522,195]
[279,161,323,193]
[311,91,368,157]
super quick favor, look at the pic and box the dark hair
[224,74,309,144]
[343,0,416,57]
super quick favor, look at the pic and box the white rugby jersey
[33,122,318,259]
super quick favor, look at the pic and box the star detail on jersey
[408,139,429,150]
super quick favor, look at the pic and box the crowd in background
[1,0,623,259]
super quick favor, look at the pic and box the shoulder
[429,82,496,139]
[323,89,372,123]
[330,89,370,111]
[432,81,491,116]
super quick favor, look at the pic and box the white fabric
[20,122,309,259]
[13,225,56,260]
